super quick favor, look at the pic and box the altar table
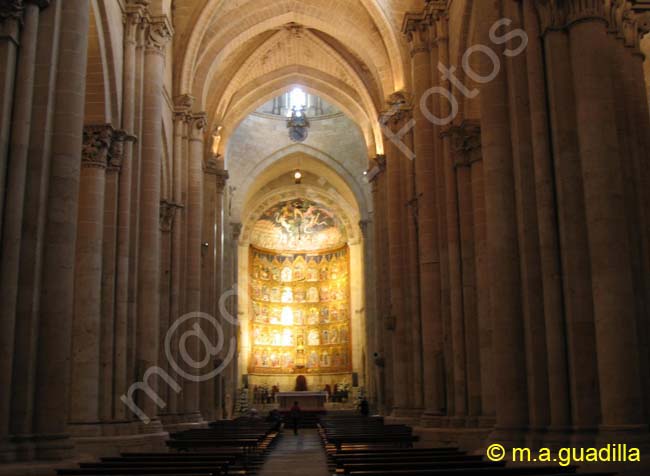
[275,391,328,410]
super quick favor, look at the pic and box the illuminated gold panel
[248,245,352,375]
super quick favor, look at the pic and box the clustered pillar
[0,0,232,463]
[369,0,650,448]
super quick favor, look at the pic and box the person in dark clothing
[359,398,370,417]
[289,401,301,435]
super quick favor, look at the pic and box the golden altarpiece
[247,199,353,380]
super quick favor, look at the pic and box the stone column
[568,8,645,439]
[398,106,420,412]
[200,156,219,422]
[113,0,145,421]
[536,9,600,444]
[522,1,571,445]
[503,0,550,445]
[225,222,242,418]
[470,149,494,425]
[168,94,192,420]
[476,0,527,444]
[100,132,127,423]
[369,156,391,414]
[359,217,376,405]
[383,104,410,415]
[0,0,22,240]
[135,15,172,428]
[33,0,90,458]
[158,199,178,420]
[436,13,467,426]
[10,1,60,460]
[0,0,44,461]
[404,14,444,421]
[606,7,650,427]
[181,112,206,422]
[448,122,482,428]
[429,12,454,420]
[69,125,113,435]
[622,14,650,421]
[127,10,147,397]
[213,165,228,419]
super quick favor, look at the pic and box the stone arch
[178,0,406,100]
[206,27,381,120]
[230,145,370,224]
[84,0,121,124]
[240,185,362,247]
[215,71,382,157]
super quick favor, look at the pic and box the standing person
[359,398,370,417]
[290,401,301,435]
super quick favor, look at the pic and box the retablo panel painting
[248,246,352,375]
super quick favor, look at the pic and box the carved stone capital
[366,155,386,183]
[189,112,207,141]
[204,156,220,174]
[443,121,482,168]
[25,0,50,9]
[124,1,148,42]
[402,13,431,56]
[215,170,229,193]
[358,219,371,238]
[204,157,229,192]
[535,0,608,33]
[174,94,194,121]
[160,200,182,232]
[82,125,114,169]
[607,1,650,50]
[231,222,242,241]
[0,0,23,23]
[145,15,173,54]
[108,130,136,171]
[381,91,413,127]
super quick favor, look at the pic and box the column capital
[381,91,413,126]
[402,13,431,56]
[607,2,650,52]
[174,94,195,125]
[124,0,148,41]
[442,120,482,168]
[358,219,372,238]
[0,0,23,23]
[189,112,207,141]
[82,124,115,169]
[108,130,136,171]
[402,0,447,48]
[215,170,229,193]
[366,154,386,182]
[231,222,242,241]
[25,0,50,8]
[145,15,173,54]
[160,200,182,233]
[204,157,229,191]
[534,0,607,33]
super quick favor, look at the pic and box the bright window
[288,87,307,116]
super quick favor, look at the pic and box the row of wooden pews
[318,415,617,476]
[56,418,280,476]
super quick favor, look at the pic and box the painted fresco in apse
[250,199,346,252]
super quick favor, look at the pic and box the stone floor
[258,429,330,476]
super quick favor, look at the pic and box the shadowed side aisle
[258,429,330,476]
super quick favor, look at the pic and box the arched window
[288,87,307,116]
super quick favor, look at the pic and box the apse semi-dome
[250,198,347,252]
